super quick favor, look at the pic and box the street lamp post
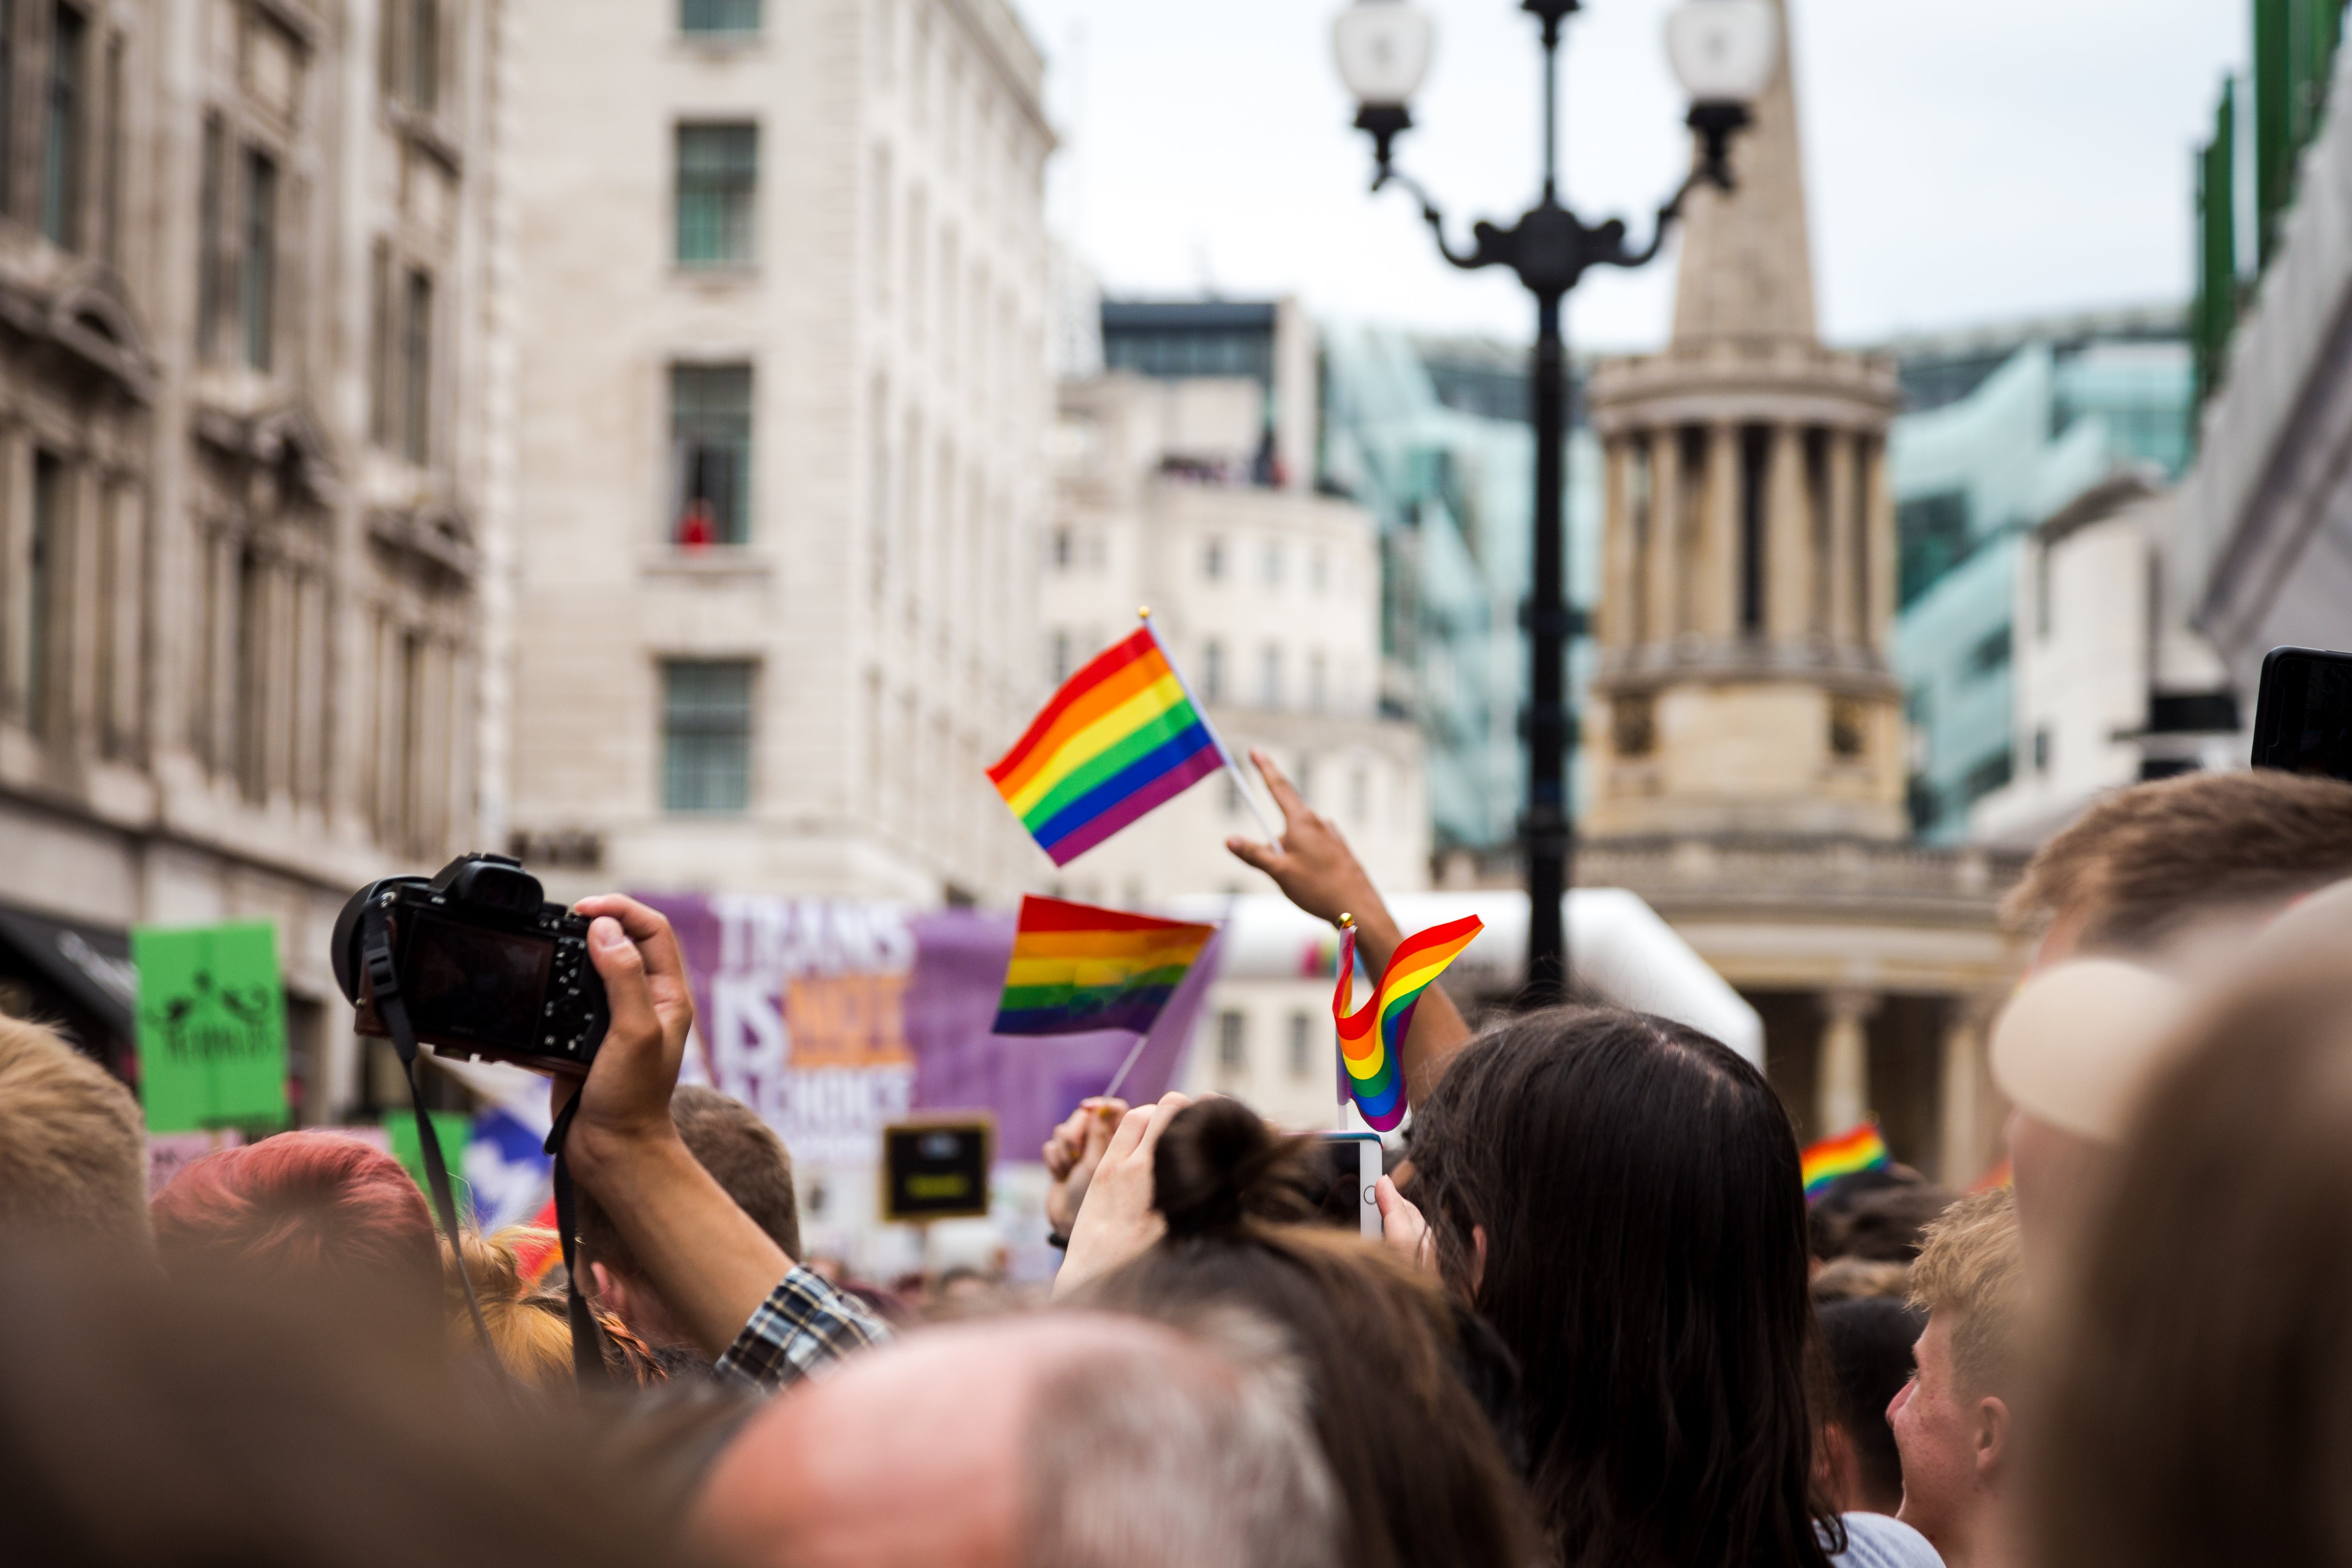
[1333,0,1780,1003]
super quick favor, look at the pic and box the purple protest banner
[635,893,1220,1167]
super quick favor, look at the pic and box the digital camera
[332,853,610,1075]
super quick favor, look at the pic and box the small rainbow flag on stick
[1332,915,1483,1132]
[992,896,1217,1038]
[1801,1121,1892,1202]
[989,616,1265,867]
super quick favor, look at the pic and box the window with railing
[676,122,757,266]
[671,364,753,545]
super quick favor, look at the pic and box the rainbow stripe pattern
[988,626,1225,866]
[1801,1121,1892,1201]
[992,896,1217,1037]
[1332,915,1482,1132]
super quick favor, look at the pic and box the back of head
[151,1130,438,1327]
[1907,1189,2024,1402]
[1818,1296,1927,1512]
[581,1086,799,1277]
[0,1246,691,1568]
[698,1310,1341,1568]
[1081,1098,1535,1568]
[2033,955,2352,1568]
[2004,770,2352,957]
[1831,1185,1959,1265]
[1409,1006,1831,1568]
[0,1015,149,1248]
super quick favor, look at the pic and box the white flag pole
[1138,607,1283,843]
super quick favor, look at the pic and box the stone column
[1600,435,1636,649]
[1816,988,1878,1138]
[1865,435,1898,653]
[1766,422,1810,643]
[1700,422,1741,639]
[1938,995,1996,1187]
[1825,430,1859,647]
[1647,427,1683,641]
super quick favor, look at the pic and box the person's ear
[588,1260,618,1306]
[1817,1421,1859,1510]
[1975,1394,2012,1481]
[1470,1224,1489,1297]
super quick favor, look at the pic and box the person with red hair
[151,1130,440,1329]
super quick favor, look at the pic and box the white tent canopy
[1163,888,1764,1067]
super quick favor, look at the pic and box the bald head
[696,1311,1338,1568]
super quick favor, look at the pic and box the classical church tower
[1586,0,1905,840]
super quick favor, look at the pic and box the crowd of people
[7,751,2352,1566]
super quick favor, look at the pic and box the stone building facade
[499,0,1054,910]
[1583,0,2023,1180]
[0,0,499,1121]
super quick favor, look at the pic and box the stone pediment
[0,261,157,400]
[193,399,340,507]
[367,497,477,581]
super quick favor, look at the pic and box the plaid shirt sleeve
[713,1265,893,1394]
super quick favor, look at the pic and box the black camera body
[332,853,609,1075]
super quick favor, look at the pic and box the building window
[1202,640,1223,704]
[682,0,761,34]
[0,0,15,215]
[26,450,60,735]
[1308,650,1326,714]
[410,0,438,113]
[662,660,754,813]
[1967,625,2012,680]
[1263,541,1282,586]
[368,242,393,444]
[1051,527,1072,569]
[98,30,118,264]
[41,1,84,248]
[1311,545,1329,592]
[196,113,224,360]
[671,364,752,545]
[1049,630,1071,686]
[676,122,757,266]
[402,267,433,463]
[234,545,266,800]
[1259,645,1282,710]
[241,148,277,371]
[1204,538,1225,580]
[1287,1013,1313,1080]
[1217,1010,1247,1072]
[1614,694,1656,758]
[1829,696,1867,760]
[2032,725,2052,774]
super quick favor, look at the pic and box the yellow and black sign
[880,1116,995,1223]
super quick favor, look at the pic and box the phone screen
[2254,649,2352,781]
[1314,1134,1382,1236]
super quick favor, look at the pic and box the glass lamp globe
[1332,0,1435,110]
[1665,0,1780,105]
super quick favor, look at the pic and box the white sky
[1008,0,2248,352]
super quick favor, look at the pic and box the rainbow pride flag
[1332,915,1482,1132]
[988,625,1227,866]
[1801,1121,1891,1201]
[992,896,1217,1037]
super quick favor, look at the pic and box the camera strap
[360,900,609,1386]
[359,900,499,1363]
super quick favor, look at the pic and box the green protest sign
[132,921,289,1134]
[388,1112,476,1229]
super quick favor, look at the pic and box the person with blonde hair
[0,1014,149,1247]
[1889,1190,2026,1568]
[443,1227,665,1390]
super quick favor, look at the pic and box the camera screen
[2278,655,2352,781]
[402,910,553,1050]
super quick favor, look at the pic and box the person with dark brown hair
[2031,949,2352,1568]
[577,1084,802,1354]
[1817,1296,1925,1516]
[1070,1097,1537,1568]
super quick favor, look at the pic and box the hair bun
[1153,1099,1321,1238]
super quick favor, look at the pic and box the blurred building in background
[1043,297,1428,1131]
[1880,309,2209,844]
[1582,3,2020,1181]
[497,0,1055,909]
[2177,15,2352,694]
[0,0,501,1121]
